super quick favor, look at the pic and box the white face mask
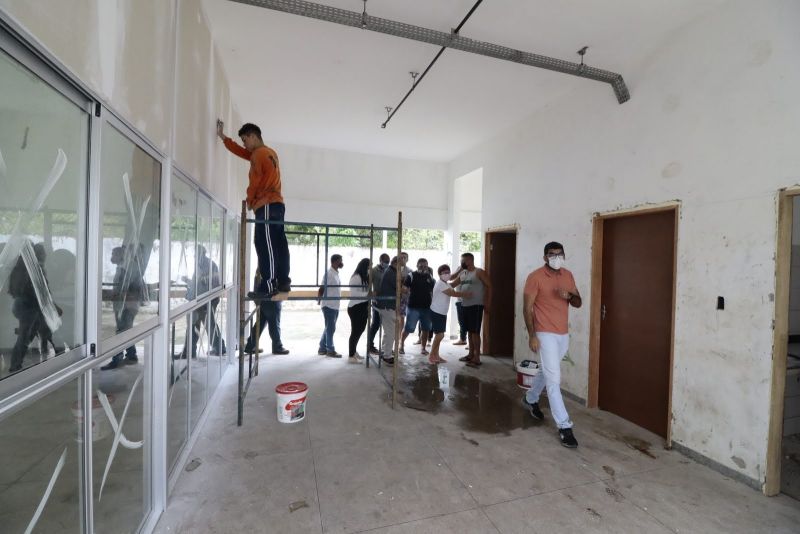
[548,257,565,270]
[440,274,450,282]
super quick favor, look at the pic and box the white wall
[449,0,800,485]
[272,142,448,230]
[0,0,248,212]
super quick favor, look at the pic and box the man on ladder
[218,120,291,297]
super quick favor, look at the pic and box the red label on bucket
[284,396,307,411]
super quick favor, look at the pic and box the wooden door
[484,232,516,356]
[599,210,675,437]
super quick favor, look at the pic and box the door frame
[765,188,800,496]
[483,225,519,356]
[588,203,679,446]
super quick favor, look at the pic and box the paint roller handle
[216,119,225,140]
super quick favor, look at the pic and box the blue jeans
[319,306,339,352]
[246,300,284,352]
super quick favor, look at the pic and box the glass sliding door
[168,314,189,473]
[92,336,152,533]
[99,122,161,345]
[0,43,89,380]
[169,175,196,311]
[0,377,84,532]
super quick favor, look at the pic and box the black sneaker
[522,398,545,421]
[381,356,395,366]
[272,348,290,355]
[101,359,120,371]
[326,351,342,358]
[559,428,578,448]
[368,346,380,355]
[243,343,264,354]
[318,349,328,356]
[123,356,139,365]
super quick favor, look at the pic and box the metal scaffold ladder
[237,200,404,425]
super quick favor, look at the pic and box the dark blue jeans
[247,300,284,352]
[254,203,290,293]
[455,301,467,342]
[319,306,339,353]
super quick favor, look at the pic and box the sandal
[466,361,482,368]
[459,355,471,362]
[421,349,429,356]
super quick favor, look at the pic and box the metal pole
[255,303,261,376]
[392,212,402,408]
[315,233,321,286]
[365,224,374,368]
[237,200,247,426]
[382,0,484,128]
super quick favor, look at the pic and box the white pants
[378,309,397,358]
[525,332,573,429]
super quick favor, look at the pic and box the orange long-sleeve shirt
[223,137,284,210]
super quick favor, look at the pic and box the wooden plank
[588,216,603,408]
[766,191,793,495]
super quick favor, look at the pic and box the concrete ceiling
[202,0,725,162]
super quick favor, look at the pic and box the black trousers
[367,306,381,348]
[254,203,290,293]
[348,302,369,356]
[455,301,467,342]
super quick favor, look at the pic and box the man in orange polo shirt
[522,241,582,448]
[218,122,290,297]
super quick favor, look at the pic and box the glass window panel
[207,294,226,397]
[224,216,236,287]
[189,303,209,432]
[92,338,150,532]
[0,377,83,532]
[168,314,189,472]
[99,123,161,341]
[210,203,223,290]
[170,176,196,308]
[195,196,211,296]
[0,47,88,379]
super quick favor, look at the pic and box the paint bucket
[275,382,308,423]
[516,360,540,389]
[72,395,115,442]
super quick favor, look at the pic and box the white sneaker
[348,356,363,364]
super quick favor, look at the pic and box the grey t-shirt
[459,269,484,307]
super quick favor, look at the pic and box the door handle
[601,304,607,320]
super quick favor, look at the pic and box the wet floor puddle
[393,363,539,435]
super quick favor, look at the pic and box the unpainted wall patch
[662,94,680,113]
[749,40,772,67]
[661,162,683,179]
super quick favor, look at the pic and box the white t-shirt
[348,273,368,308]
[320,267,341,310]
[430,279,452,315]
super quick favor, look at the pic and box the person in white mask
[428,265,472,364]
[522,241,582,448]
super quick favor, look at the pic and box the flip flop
[421,349,429,355]
[459,355,471,362]
[466,361,482,368]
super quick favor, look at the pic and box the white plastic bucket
[516,360,540,389]
[276,382,308,423]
